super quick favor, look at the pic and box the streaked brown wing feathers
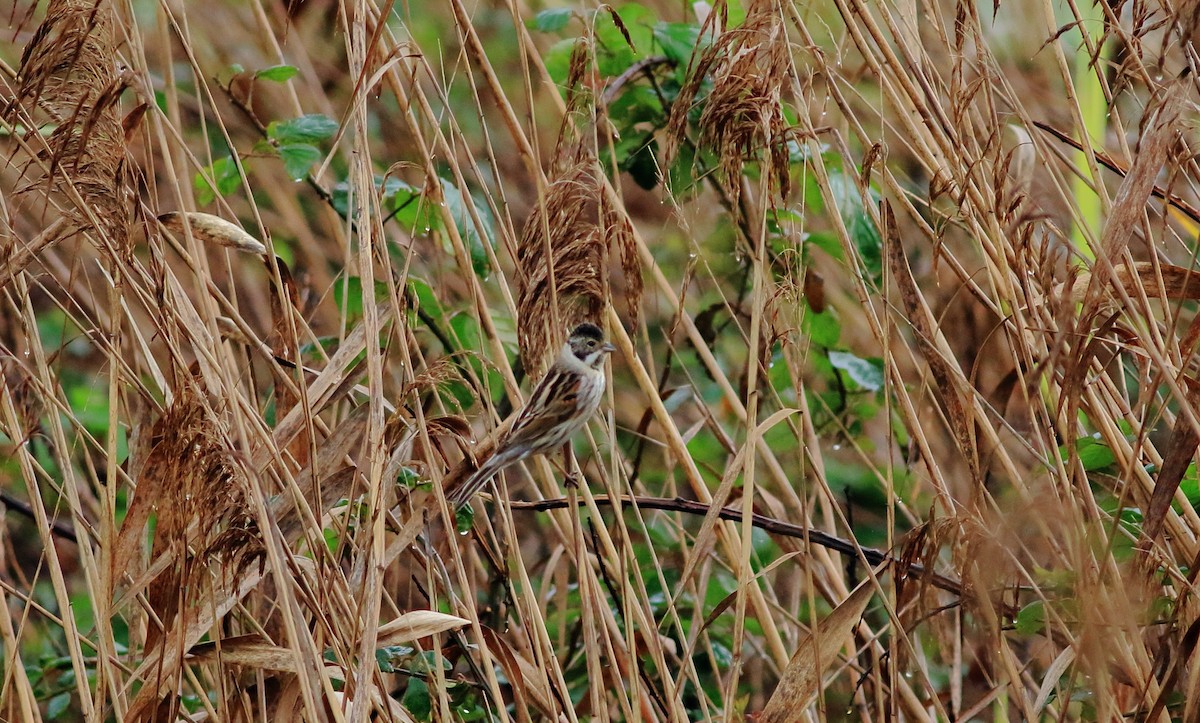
[502,372,583,452]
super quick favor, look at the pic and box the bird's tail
[446,455,506,509]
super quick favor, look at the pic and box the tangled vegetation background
[3,0,1200,719]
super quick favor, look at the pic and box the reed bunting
[447,323,616,508]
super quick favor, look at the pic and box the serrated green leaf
[607,85,666,126]
[407,278,442,316]
[662,141,698,200]
[395,467,421,488]
[334,276,388,321]
[828,350,883,391]
[375,644,412,673]
[277,143,323,181]
[330,182,352,217]
[532,8,572,32]
[384,177,437,233]
[594,4,652,76]
[617,132,659,190]
[256,64,298,82]
[543,38,578,88]
[455,503,474,533]
[766,207,804,236]
[805,231,843,261]
[1181,463,1199,506]
[194,156,242,206]
[268,113,339,145]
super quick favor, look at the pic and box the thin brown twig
[509,494,966,598]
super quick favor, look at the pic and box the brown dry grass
[3,0,1200,720]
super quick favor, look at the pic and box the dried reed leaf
[760,571,880,721]
[1144,379,1200,542]
[1079,84,1186,318]
[479,625,558,717]
[1067,262,1200,303]
[884,202,979,481]
[270,407,369,542]
[266,256,306,467]
[158,212,267,255]
[188,635,299,673]
[376,611,469,645]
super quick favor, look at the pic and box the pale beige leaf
[159,211,266,254]
[760,571,879,722]
[377,611,469,645]
[188,636,297,673]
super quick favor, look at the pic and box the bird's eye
[587,340,596,347]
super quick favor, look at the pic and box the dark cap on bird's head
[570,322,604,341]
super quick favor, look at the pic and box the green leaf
[383,177,436,232]
[334,277,388,321]
[803,308,840,347]
[829,172,883,285]
[1014,600,1045,636]
[805,231,843,261]
[194,156,242,205]
[402,677,433,717]
[1181,463,1199,507]
[607,85,665,126]
[666,140,700,199]
[766,207,804,237]
[1069,437,1116,472]
[395,467,421,488]
[441,179,494,278]
[330,176,436,231]
[407,278,443,317]
[532,8,573,32]
[617,132,660,190]
[375,645,413,673]
[594,4,652,76]
[267,113,339,145]
[256,64,298,83]
[828,350,883,391]
[218,63,245,85]
[47,693,71,720]
[455,503,474,533]
[653,22,701,66]
[543,38,578,88]
[277,143,323,181]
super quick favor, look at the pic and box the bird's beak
[602,342,616,354]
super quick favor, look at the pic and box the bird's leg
[561,442,580,490]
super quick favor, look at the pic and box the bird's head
[567,323,617,369]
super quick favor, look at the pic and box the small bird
[447,322,617,509]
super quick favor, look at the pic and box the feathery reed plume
[10,0,132,253]
[665,1,792,206]
[117,387,254,646]
[517,161,611,375]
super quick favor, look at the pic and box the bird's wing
[446,371,583,508]
[501,370,585,452]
